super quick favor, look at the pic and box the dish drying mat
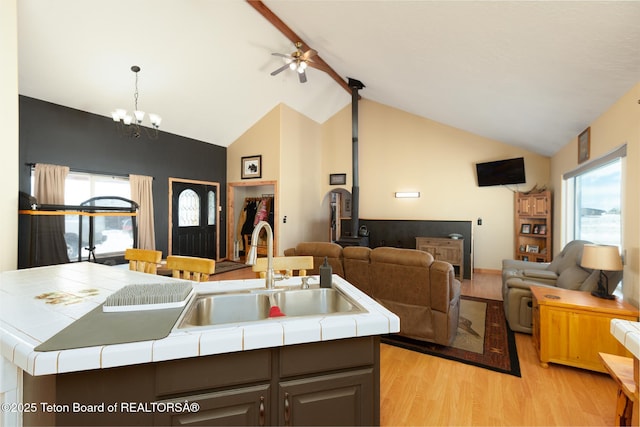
[35,303,186,352]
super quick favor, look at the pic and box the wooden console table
[415,237,463,280]
[531,286,639,373]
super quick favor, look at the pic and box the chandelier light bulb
[111,65,161,139]
[134,110,145,123]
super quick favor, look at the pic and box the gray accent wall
[18,96,227,260]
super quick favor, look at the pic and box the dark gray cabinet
[24,336,380,426]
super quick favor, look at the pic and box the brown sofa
[285,242,461,346]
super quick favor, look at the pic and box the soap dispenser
[319,257,332,288]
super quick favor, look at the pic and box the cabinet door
[517,196,531,216]
[278,369,374,426]
[417,244,438,259]
[531,195,549,216]
[154,384,270,426]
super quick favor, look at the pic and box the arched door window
[178,189,200,227]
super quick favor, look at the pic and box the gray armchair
[502,240,622,333]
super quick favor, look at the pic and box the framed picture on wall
[578,127,590,164]
[241,155,262,179]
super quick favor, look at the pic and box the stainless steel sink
[272,288,362,317]
[177,293,271,328]
[175,288,365,330]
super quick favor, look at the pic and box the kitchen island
[0,262,399,426]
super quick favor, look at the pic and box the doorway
[227,180,278,261]
[169,178,220,260]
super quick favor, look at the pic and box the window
[178,189,200,226]
[564,145,625,249]
[572,160,621,245]
[31,170,133,260]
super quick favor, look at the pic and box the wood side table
[531,286,639,373]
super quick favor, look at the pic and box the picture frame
[538,224,547,235]
[522,256,529,262]
[527,245,539,253]
[578,127,590,164]
[520,223,531,234]
[241,155,262,179]
[329,173,347,185]
[533,225,540,234]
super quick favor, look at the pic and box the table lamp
[580,244,623,299]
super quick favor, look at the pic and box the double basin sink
[175,287,366,330]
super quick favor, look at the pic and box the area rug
[214,260,251,275]
[381,296,521,377]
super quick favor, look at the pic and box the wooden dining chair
[252,256,314,279]
[166,255,216,282]
[124,248,162,274]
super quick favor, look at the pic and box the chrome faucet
[245,221,276,289]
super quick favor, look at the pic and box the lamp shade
[580,244,623,271]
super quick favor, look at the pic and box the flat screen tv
[475,157,526,187]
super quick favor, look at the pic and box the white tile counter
[0,262,399,376]
[611,319,640,360]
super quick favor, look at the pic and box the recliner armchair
[502,240,622,333]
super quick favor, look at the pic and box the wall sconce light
[395,192,420,198]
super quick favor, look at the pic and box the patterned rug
[214,260,251,275]
[381,296,521,377]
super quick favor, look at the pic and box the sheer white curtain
[34,164,70,265]
[130,174,156,250]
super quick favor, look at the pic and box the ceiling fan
[270,42,322,83]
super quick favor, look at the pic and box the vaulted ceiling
[17,1,640,157]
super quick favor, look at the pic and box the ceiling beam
[247,0,351,95]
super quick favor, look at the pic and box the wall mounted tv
[475,157,526,187]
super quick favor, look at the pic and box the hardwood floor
[212,266,619,426]
[381,271,618,426]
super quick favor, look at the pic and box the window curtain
[34,163,70,266]
[130,174,156,250]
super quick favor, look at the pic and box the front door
[170,179,219,259]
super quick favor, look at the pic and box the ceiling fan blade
[300,49,317,61]
[272,52,292,59]
[298,70,307,83]
[270,63,291,76]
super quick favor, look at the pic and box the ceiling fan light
[289,62,297,70]
[111,111,120,122]
[123,115,133,125]
[298,62,307,72]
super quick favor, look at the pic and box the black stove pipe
[347,78,365,239]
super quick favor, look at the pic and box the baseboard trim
[474,268,501,275]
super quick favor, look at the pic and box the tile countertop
[611,319,640,360]
[0,262,400,377]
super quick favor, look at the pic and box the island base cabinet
[278,369,374,426]
[154,384,270,426]
[23,336,379,426]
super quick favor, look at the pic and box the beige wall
[1,0,19,271]
[227,104,327,254]
[321,100,550,270]
[550,82,640,306]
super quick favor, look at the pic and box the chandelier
[111,65,162,139]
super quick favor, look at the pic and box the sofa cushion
[288,242,345,277]
[370,246,434,268]
[523,269,558,280]
[343,247,372,294]
[556,265,592,290]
